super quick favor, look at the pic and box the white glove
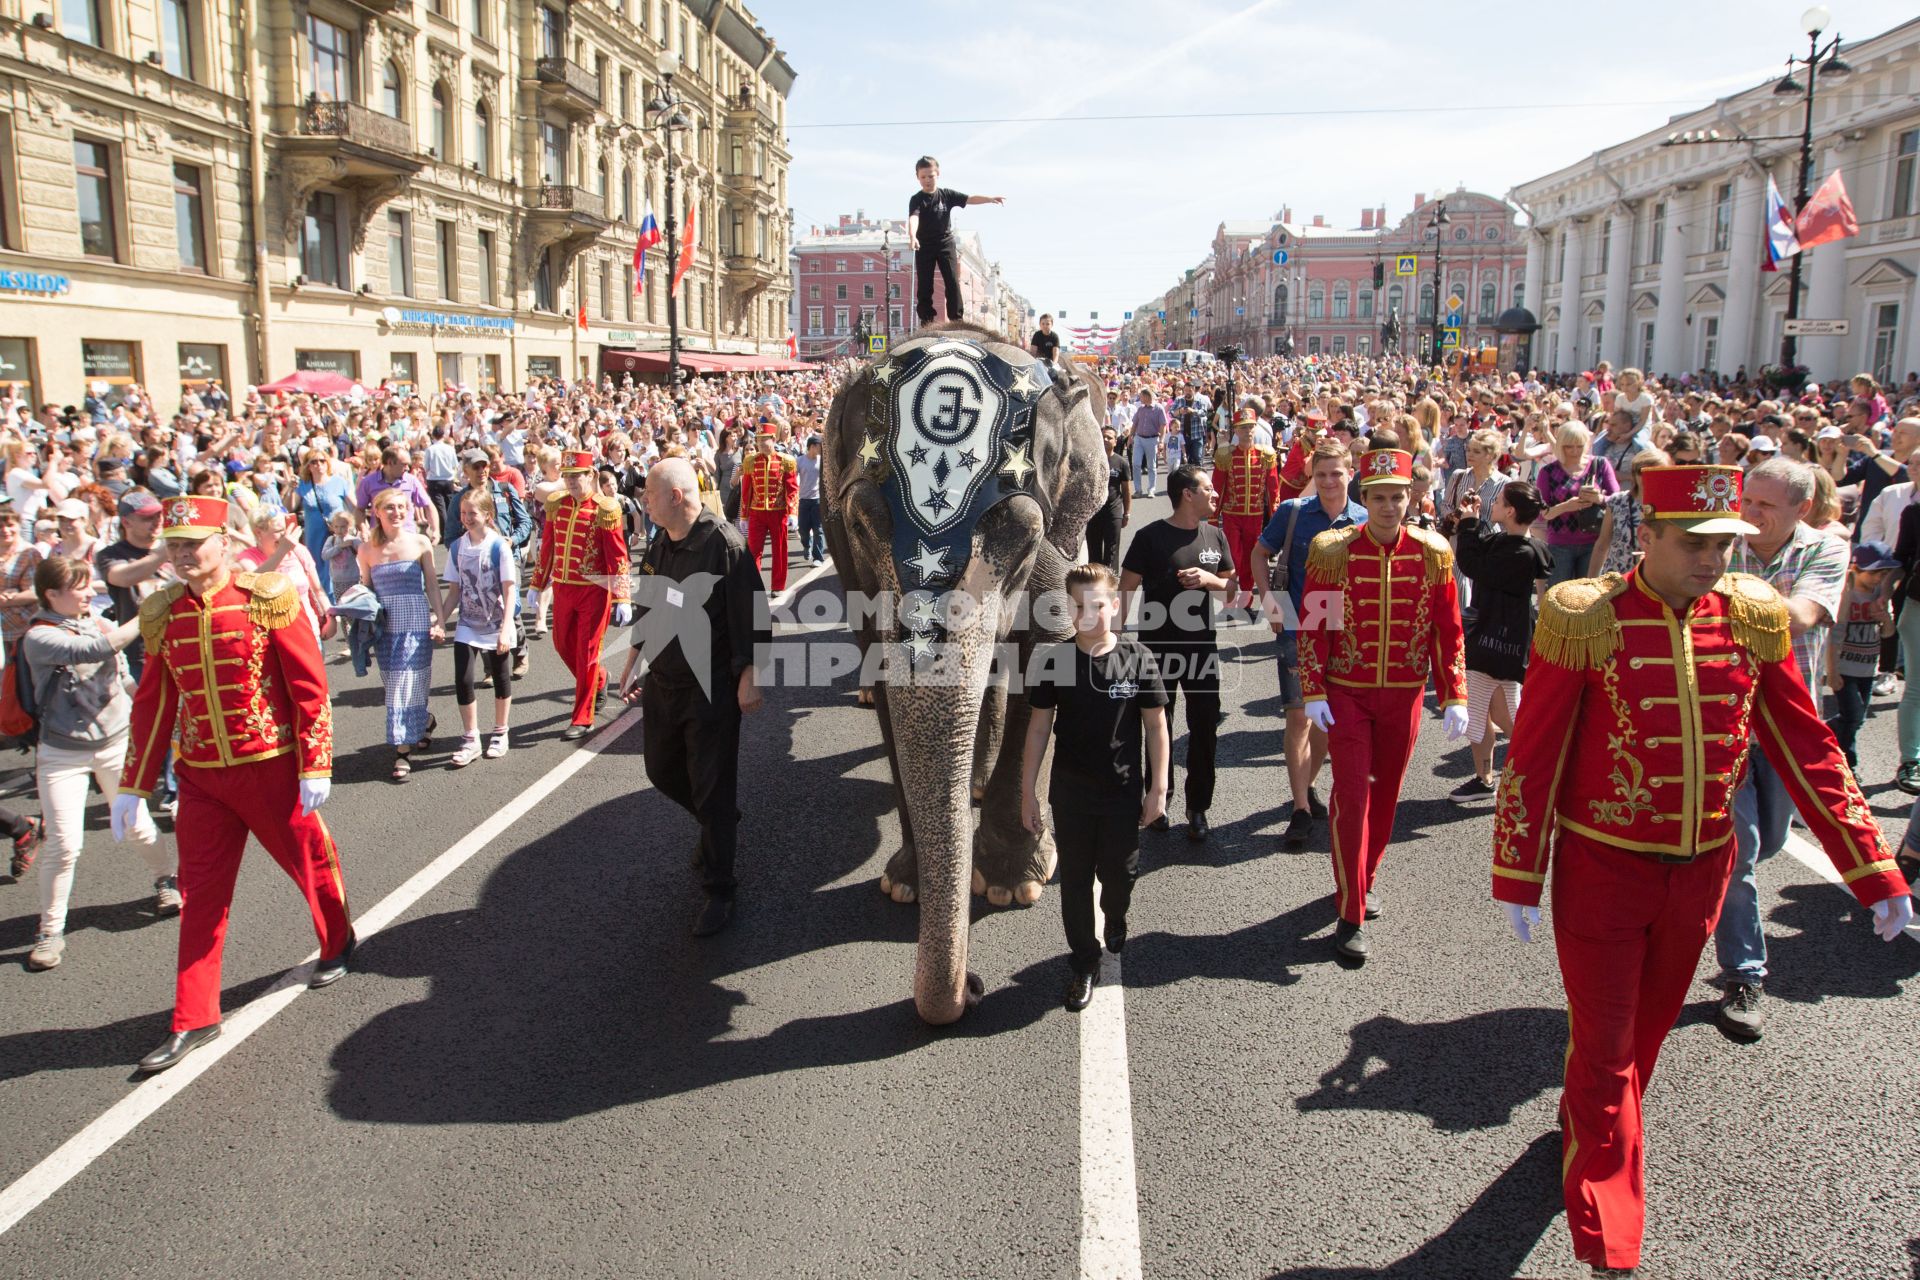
[1871,894,1914,941]
[1443,704,1470,740]
[299,778,331,816]
[612,603,633,627]
[109,794,150,844]
[1502,902,1541,944]
[1303,699,1336,733]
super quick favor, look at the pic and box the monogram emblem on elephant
[824,323,1106,1024]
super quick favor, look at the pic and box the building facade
[0,0,795,416]
[1512,15,1920,383]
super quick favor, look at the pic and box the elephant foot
[971,868,986,896]
[984,880,1046,908]
[881,845,918,904]
[970,785,986,804]
[965,972,984,1008]
[878,873,917,904]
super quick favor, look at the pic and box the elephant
[822,322,1107,1024]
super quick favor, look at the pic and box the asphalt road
[1,504,1916,1279]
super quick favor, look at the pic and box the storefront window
[295,349,359,377]
[388,352,417,390]
[177,342,226,394]
[0,337,37,409]
[82,339,140,404]
[479,354,499,394]
[526,355,560,381]
[437,352,463,390]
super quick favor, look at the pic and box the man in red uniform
[1275,408,1324,501]
[1492,464,1912,1278]
[109,495,349,1073]
[1298,448,1469,962]
[740,429,798,592]
[1211,408,1279,610]
[532,451,632,740]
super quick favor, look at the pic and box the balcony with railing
[535,57,601,117]
[293,100,422,176]
[533,184,607,224]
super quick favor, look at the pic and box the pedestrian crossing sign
[868,335,887,354]
[1395,254,1418,276]
[1441,328,1462,348]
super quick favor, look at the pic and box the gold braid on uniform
[1406,525,1455,585]
[1717,572,1792,664]
[1305,525,1363,578]
[236,571,298,631]
[595,497,622,530]
[137,583,186,653]
[1532,572,1628,670]
[1214,446,1233,472]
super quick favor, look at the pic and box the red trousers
[173,751,350,1031]
[1326,684,1424,924]
[747,510,790,593]
[551,581,611,727]
[1551,828,1736,1271]
[1222,513,1266,597]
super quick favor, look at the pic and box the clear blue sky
[753,0,1915,330]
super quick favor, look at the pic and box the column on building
[1720,165,1764,376]
[1652,187,1691,379]
[1555,219,1585,373]
[1906,258,1920,380]
[1600,203,1633,367]
[1522,227,1546,327]
[1801,148,1852,381]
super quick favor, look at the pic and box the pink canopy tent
[256,369,364,397]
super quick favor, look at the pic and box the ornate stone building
[0,0,795,414]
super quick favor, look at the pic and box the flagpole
[650,49,689,399]
[1780,23,1824,373]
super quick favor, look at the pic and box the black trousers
[1147,642,1220,812]
[642,677,742,898]
[915,243,962,323]
[1055,801,1140,976]
[452,642,512,706]
[1086,508,1123,572]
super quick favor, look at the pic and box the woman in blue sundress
[359,487,445,781]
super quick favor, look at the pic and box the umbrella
[257,369,364,397]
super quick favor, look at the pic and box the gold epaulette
[1305,525,1364,578]
[138,583,187,653]
[594,495,623,530]
[1406,524,1454,584]
[235,571,298,631]
[1716,572,1791,664]
[781,455,797,474]
[1214,446,1232,472]
[545,491,567,515]
[1533,573,1628,670]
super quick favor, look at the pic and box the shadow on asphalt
[1120,895,1342,990]
[0,968,287,1083]
[0,895,166,954]
[1261,1132,1560,1279]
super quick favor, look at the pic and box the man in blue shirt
[1249,439,1365,849]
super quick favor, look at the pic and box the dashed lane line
[1080,902,1144,1280]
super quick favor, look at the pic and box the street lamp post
[647,49,692,395]
[1427,199,1450,365]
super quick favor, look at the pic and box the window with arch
[620,165,633,222]
[1418,283,1434,320]
[1388,284,1404,316]
[1479,282,1496,318]
[1513,282,1524,310]
[471,99,492,176]
[1453,226,1469,242]
[1331,282,1349,320]
[1358,288,1373,319]
[1484,225,1500,241]
[1307,285,1324,319]
[382,62,405,120]
[1273,282,1287,320]
[597,156,609,197]
[430,82,453,161]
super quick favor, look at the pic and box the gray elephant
[822,322,1107,1024]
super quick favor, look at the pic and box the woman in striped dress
[359,489,445,781]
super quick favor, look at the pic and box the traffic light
[1372,262,1385,290]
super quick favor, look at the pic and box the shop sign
[0,270,71,296]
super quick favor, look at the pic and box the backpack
[0,621,57,743]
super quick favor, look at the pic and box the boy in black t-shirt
[1022,563,1169,1012]
[907,156,1005,324]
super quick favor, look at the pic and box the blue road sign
[1125,311,1133,320]
[1236,307,1245,317]
[1446,311,1463,330]
[1272,249,1290,265]
[1157,310,1166,319]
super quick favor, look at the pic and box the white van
[1147,349,1211,370]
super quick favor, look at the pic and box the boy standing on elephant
[906,156,1005,325]
[1021,563,1170,1012]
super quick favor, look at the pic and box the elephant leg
[971,677,1007,803]
[872,678,922,904]
[972,689,1056,907]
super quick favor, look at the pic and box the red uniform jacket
[1212,444,1280,520]
[122,571,333,796]
[741,452,798,516]
[1297,523,1468,706]
[533,493,631,602]
[1491,569,1905,908]
[1276,438,1311,500]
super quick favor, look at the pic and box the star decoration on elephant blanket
[858,435,881,467]
[873,358,899,384]
[906,540,950,583]
[999,442,1034,486]
[902,627,938,664]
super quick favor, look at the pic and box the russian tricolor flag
[1765,174,1800,268]
[633,201,662,292]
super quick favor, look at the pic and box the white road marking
[1780,831,1920,942]
[0,707,644,1238]
[1080,901,1144,1280]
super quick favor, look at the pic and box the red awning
[599,349,818,375]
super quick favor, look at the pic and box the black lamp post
[1427,199,1450,364]
[647,48,692,394]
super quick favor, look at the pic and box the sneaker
[154,875,183,916]
[27,932,64,970]
[1898,762,1920,795]
[157,792,179,820]
[10,817,44,877]
[485,730,509,759]
[1307,786,1328,819]
[450,737,481,769]
[1449,776,1496,803]
[512,653,530,679]
[1716,981,1767,1041]
[1874,673,1898,697]
[1282,809,1312,850]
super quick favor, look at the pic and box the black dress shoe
[1187,811,1210,842]
[692,895,735,937]
[1308,787,1328,819]
[1063,969,1097,1012]
[1364,893,1383,921]
[561,722,591,741]
[1282,809,1311,850]
[310,929,357,989]
[689,839,706,872]
[138,1023,222,1073]
[1104,920,1128,955]
[1332,919,1371,961]
[1145,814,1170,832]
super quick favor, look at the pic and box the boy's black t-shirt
[908,188,969,249]
[1121,517,1234,649]
[1030,328,1061,361]
[1028,635,1168,809]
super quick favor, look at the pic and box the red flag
[1795,169,1859,251]
[672,188,697,297]
[785,333,797,359]
[576,303,587,329]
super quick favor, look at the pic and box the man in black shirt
[1085,424,1130,571]
[94,489,168,679]
[1030,314,1061,362]
[1119,464,1236,841]
[907,156,1005,324]
[635,457,771,937]
[1022,564,1168,1011]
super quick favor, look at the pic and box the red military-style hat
[159,495,227,540]
[1233,407,1259,427]
[561,450,595,473]
[1357,448,1414,488]
[1638,464,1759,536]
